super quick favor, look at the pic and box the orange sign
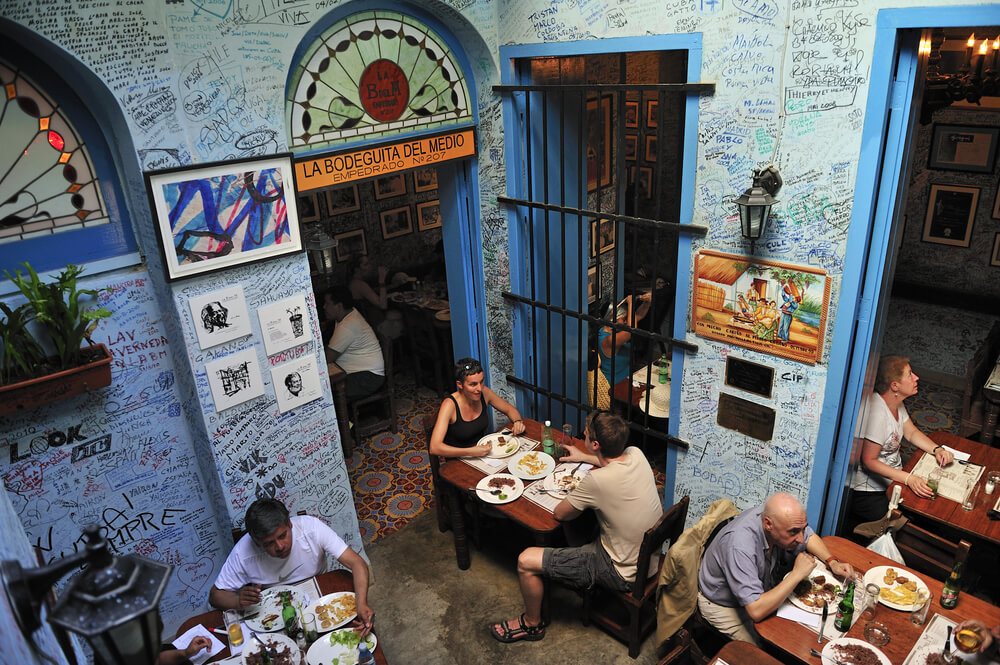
[295,128,476,192]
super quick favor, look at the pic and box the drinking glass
[910,591,932,625]
[861,583,880,620]
[864,621,890,647]
[223,609,244,647]
[962,479,979,511]
[955,623,984,653]
[927,467,942,499]
[560,424,573,459]
[302,612,318,645]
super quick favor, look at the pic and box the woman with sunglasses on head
[429,358,525,458]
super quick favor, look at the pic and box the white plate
[479,432,521,458]
[475,473,524,504]
[542,465,588,496]
[304,591,357,633]
[863,565,930,611]
[785,562,844,615]
[242,632,299,665]
[507,450,556,480]
[245,585,310,633]
[306,628,377,665]
[823,637,890,665]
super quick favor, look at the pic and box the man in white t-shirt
[208,499,374,633]
[322,286,385,401]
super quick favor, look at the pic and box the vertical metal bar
[525,89,539,419]
[542,88,553,420]
[558,87,569,428]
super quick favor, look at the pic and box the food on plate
[245,640,295,665]
[903,579,918,592]
[329,628,376,651]
[894,576,909,585]
[517,452,547,475]
[831,642,881,665]
[555,473,581,492]
[879,583,917,607]
[924,654,951,665]
[488,476,516,490]
[497,436,506,443]
[314,594,357,630]
[793,573,842,608]
[261,613,280,629]
[882,568,897,585]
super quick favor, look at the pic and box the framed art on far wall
[374,173,406,199]
[624,101,639,128]
[588,265,598,303]
[380,206,413,239]
[921,184,979,247]
[993,180,1000,219]
[413,167,438,192]
[992,233,1000,267]
[646,99,658,128]
[299,193,319,222]
[928,124,1000,173]
[587,95,613,191]
[416,200,442,230]
[625,135,637,161]
[325,184,360,214]
[334,228,366,262]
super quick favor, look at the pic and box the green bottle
[280,591,298,638]
[834,580,855,632]
[542,420,555,456]
[940,561,962,609]
[658,353,669,384]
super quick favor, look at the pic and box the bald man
[697,493,854,644]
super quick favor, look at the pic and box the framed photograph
[592,217,615,255]
[624,135,637,161]
[922,184,979,247]
[992,233,1000,267]
[380,206,413,239]
[325,184,360,214]
[145,153,303,281]
[645,135,657,162]
[993,181,1000,220]
[588,265,598,303]
[334,229,366,262]
[413,167,438,192]
[256,293,313,356]
[646,99,659,128]
[928,124,1000,172]
[624,101,639,129]
[587,95,613,191]
[271,355,323,414]
[416,200,442,231]
[638,167,653,199]
[299,193,319,222]
[205,348,266,412]
[188,285,252,350]
[374,173,406,199]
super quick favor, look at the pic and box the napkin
[172,624,226,665]
[777,602,821,628]
[943,446,971,462]
[482,457,505,469]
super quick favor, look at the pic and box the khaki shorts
[542,541,629,592]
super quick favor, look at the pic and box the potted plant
[0,262,113,415]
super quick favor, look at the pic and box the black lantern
[734,165,782,248]
[1,525,172,665]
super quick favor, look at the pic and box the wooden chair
[348,331,398,440]
[890,509,971,579]
[401,303,448,397]
[423,411,450,533]
[582,495,690,658]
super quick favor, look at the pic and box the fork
[468,486,502,495]
[810,648,844,665]
[569,462,585,478]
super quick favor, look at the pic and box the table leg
[984,400,999,446]
[446,486,471,570]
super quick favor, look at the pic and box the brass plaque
[725,356,774,398]
[717,392,775,441]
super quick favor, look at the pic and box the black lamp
[734,165,782,249]
[1,525,172,665]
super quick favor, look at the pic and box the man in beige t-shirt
[490,411,662,643]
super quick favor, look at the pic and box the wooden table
[756,536,1000,664]
[983,357,1000,446]
[890,431,1000,545]
[327,363,355,458]
[709,640,783,665]
[175,570,386,664]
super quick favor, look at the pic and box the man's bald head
[762,493,809,551]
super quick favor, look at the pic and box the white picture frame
[257,294,313,356]
[188,285,252,350]
[271,355,323,413]
[205,348,266,412]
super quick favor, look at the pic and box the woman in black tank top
[429,357,525,458]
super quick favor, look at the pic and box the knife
[943,625,954,663]
[818,600,828,644]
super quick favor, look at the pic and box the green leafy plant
[1,263,111,384]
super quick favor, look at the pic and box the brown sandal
[490,613,546,643]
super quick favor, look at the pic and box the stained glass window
[0,60,109,245]
[286,10,473,151]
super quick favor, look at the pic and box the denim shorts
[542,540,629,592]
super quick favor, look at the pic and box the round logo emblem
[360,59,409,122]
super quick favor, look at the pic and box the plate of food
[305,591,357,633]
[822,637,890,665]
[863,565,930,611]
[244,585,309,633]
[787,563,844,614]
[475,473,524,504]
[542,465,588,496]
[507,450,555,480]
[243,632,299,665]
[306,628,377,665]
[478,432,520,459]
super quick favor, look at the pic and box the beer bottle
[280,591,299,638]
[542,420,555,456]
[658,353,669,384]
[940,561,962,609]
[834,580,856,632]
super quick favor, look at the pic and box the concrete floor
[366,509,665,665]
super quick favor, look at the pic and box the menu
[911,454,984,503]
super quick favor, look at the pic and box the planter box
[0,344,112,416]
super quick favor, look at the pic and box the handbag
[867,530,905,564]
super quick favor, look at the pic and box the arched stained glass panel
[0,60,109,244]
[286,10,472,151]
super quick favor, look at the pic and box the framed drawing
[921,184,979,247]
[587,95,612,191]
[646,99,658,128]
[993,180,1000,219]
[417,200,442,231]
[145,153,303,281]
[257,293,313,356]
[271,355,323,414]
[992,233,1000,267]
[928,124,999,173]
[374,173,406,199]
[380,206,413,239]
[325,184,360,214]
[205,348,266,412]
[597,218,615,254]
[299,193,319,222]
[645,135,657,162]
[638,167,653,199]
[625,135,637,161]
[413,167,438,192]
[624,101,639,128]
[334,228,366,262]
[588,265,598,303]
[188,285,252,350]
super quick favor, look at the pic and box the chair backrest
[377,331,394,392]
[629,495,690,598]
[890,509,971,579]
[401,303,441,355]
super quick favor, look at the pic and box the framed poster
[416,200,442,231]
[645,135,657,162]
[646,99,658,128]
[993,180,1000,220]
[587,95,612,191]
[992,233,1000,267]
[691,250,831,365]
[624,101,639,128]
[589,217,615,256]
[205,348,266,412]
[145,153,303,281]
[928,124,999,173]
[271,355,323,413]
[380,206,413,239]
[299,193,319,222]
[638,167,653,199]
[188,285,252,350]
[413,167,438,192]
[374,173,406,199]
[325,185,360,214]
[334,229,366,262]
[257,293,313,356]
[588,265,598,303]
[921,184,979,247]
[625,135,637,161]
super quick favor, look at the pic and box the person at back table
[594,293,651,409]
[208,499,374,634]
[698,493,854,646]
[491,411,661,643]
[429,358,525,457]
[322,286,385,401]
